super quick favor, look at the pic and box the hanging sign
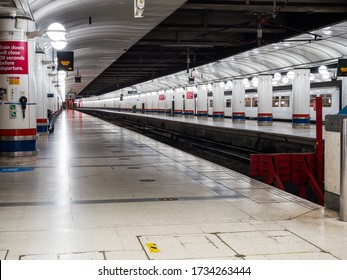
[57,51,74,71]
[337,59,347,77]
[0,41,28,75]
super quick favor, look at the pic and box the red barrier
[250,153,324,205]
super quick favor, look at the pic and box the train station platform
[0,109,346,260]
[81,109,321,154]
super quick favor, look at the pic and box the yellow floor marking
[146,243,160,253]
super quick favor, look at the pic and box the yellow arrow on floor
[146,243,160,253]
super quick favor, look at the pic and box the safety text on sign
[0,41,28,75]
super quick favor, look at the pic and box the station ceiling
[2,0,347,98]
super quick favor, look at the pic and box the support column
[145,93,152,113]
[184,90,194,117]
[197,85,208,118]
[173,88,183,116]
[158,91,165,114]
[292,68,310,128]
[35,51,48,134]
[342,77,347,109]
[0,17,37,165]
[152,92,158,114]
[232,79,246,123]
[212,83,224,119]
[257,74,273,126]
[165,90,173,116]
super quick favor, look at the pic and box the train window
[226,99,231,108]
[210,100,213,107]
[310,94,332,107]
[252,97,258,107]
[245,97,251,107]
[323,94,332,107]
[272,96,280,107]
[280,96,290,107]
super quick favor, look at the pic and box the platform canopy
[129,20,347,93]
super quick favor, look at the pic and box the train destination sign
[0,41,28,75]
[57,51,74,71]
[337,59,347,77]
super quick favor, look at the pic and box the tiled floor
[0,110,345,260]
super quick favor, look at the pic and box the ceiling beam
[181,3,347,13]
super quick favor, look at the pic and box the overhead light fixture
[51,40,67,50]
[287,71,295,80]
[47,22,68,50]
[273,72,281,81]
[318,65,328,75]
[281,77,289,84]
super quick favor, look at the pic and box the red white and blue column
[232,79,246,123]
[165,89,173,115]
[212,83,224,119]
[257,74,273,126]
[197,85,208,118]
[0,17,37,165]
[184,90,194,117]
[292,68,311,128]
[35,51,48,134]
[173,88,183,116]
[158,91,165,114]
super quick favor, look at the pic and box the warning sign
[8,76,20,85]
[0,41,28,75]
[9,104,16,119]
[186,92,194,99]
[146,243,160,253]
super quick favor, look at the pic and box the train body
[78,82,341,122]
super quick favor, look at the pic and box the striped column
[145,93,152,113]
[165,90,173,115]
[232,79,246,123]
[173,89,183,116]
[0,17,37,165]
[212,83,224,119]
[184,91,194,117]
[292,68,311,128]
[197,85,208,118]
[35,52,48,134]
[152,93,158,114]
[257,74,273,126]
[158,92,165,114]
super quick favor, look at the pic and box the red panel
[0,41,28,74]
[0,129,36,137]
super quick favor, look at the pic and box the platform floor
[0,109,345,260]
[101,109,322,140]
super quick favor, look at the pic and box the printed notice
[0,41,28,74]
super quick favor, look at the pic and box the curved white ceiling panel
[28,0,187,95]
[114,20,347,98]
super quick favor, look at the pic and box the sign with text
[57,51,74,71]
[0,41,28,75]
[186,91,194,99]
[337,59,347,77]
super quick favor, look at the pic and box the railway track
[81,109,259,175]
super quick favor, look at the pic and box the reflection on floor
[0,110,345,260]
